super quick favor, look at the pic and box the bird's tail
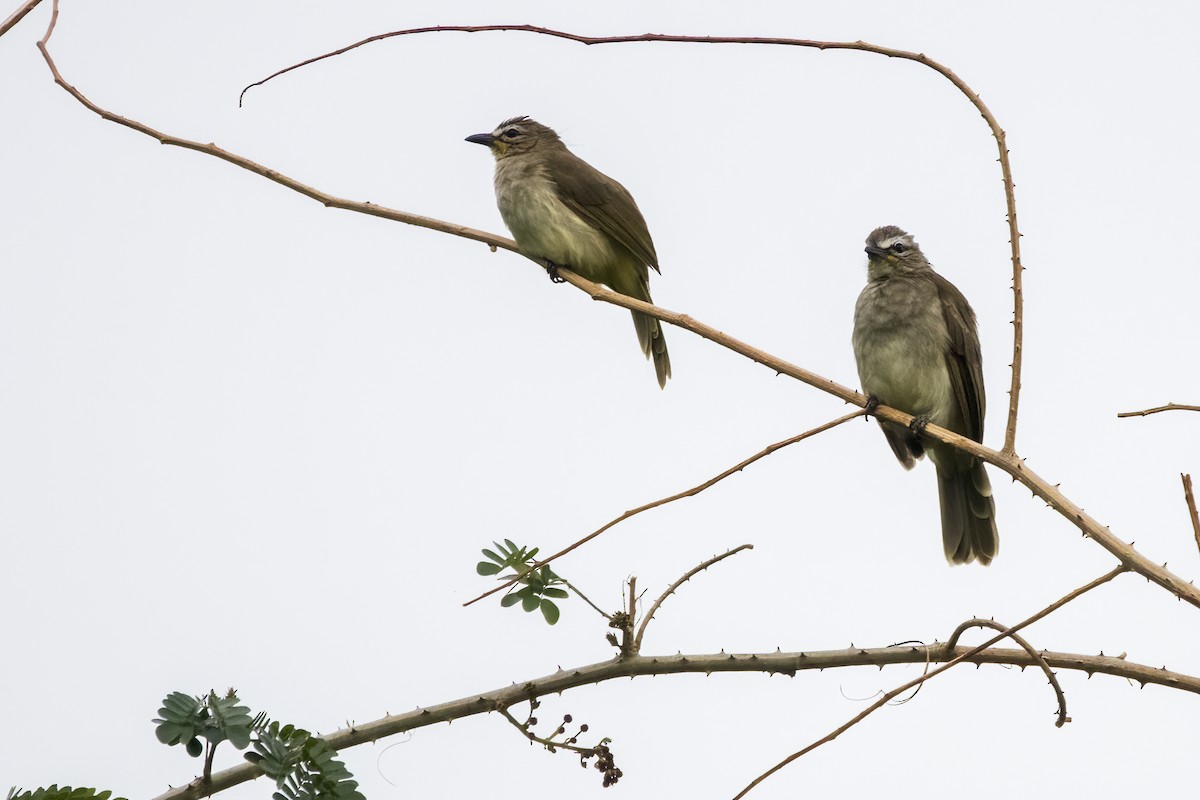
[936,460,998,565]
[631,309,670,389]
[619,275,670,389]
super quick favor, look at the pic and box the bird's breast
[852,278,954,422]
[493,158,617,280]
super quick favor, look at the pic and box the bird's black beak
[864,245,888,257]
[465,133,495,147]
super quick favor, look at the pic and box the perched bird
[851,226,998,565]
[466,117,671,388]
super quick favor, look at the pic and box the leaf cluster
[477,539,570,624]
[246,722,364,800]
[7,788,125,800]
[153,689,362,799]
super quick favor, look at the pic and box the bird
[466,116,670,388]
[851,225,998,565]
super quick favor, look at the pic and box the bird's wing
[932,272,986,442]
[549,151,660,273]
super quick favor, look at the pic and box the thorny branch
[947,618,1068,727]
[33,5,1200,610]
[633,544,755,654]
[733,567,1125,800]
[1116,403,1200,418]
[155,620,1200,798]
[465,412,862,607]
[240,24,1028,458]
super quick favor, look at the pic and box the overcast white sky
[3,1,1198,798]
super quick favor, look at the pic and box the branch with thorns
[32,4,1200,608]
[733,566,1125,799]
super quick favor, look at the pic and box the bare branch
[1117,403,1200,418]
[36,6,1200,609]
[1183,474,1200,558]
[240,24,1027,456]
[465,412,861,607]
[0,0,42,38]
[733,567,1125,800]
[947,618,1068,727]
[633,544,754,654]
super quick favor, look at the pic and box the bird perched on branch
[466,117,671,388]
[851,226,998,564]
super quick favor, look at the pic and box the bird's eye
[504,129,520,139]
[890,242,906,253]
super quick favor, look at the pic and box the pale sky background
[3,1,1198,798]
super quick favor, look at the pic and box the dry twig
[465,412,861,607]
[732,567,1125,800]
[1116,403,1200,418]
[0,0,43,37]
[632,544,754,654]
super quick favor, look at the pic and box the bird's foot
[864,395,880,416]
[545,261,567,284]
[909,414,931,436]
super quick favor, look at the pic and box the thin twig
[1183,474,1200,558]
[497,706,596,757]
[884,640,931,705]
[1117,403,1200,418]
[732,567,1125,800]
[35,7,1200,610]
[560,577,611,620]
[464,412,861,608]
[620,577,638,657]
[240,24,1026,456]
[633,545,754,654]
[947,618,1068,727]
[0,0,42,37]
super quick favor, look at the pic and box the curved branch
[633,544,754,654]
[1117,403,1200,418]
[240,24,1026,456]
[35,6,1200,610]
[947,617,1068,727]
[734,567,1124,799]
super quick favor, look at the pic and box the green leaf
[7,787,126,800]
[186,737,204,758]
[540,599,561,625]
[476,561,503,576]
[521,593,540,612]
[541,587,569,599]
[481,548,503,564]
[500,593,522,608]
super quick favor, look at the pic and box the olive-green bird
[466,117,670,388]
[852,225,999,565]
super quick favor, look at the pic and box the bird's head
[864,226,928,278]
[465,116,561,159]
